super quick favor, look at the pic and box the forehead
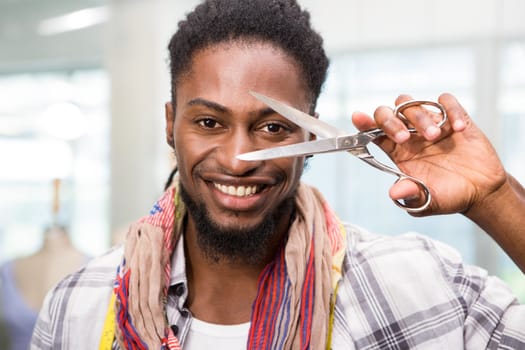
[175,41,309,111]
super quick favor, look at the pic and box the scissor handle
[392,174,432,213]
[352,149,432,213]
[394,100,448,133]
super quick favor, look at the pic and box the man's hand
[352,93,506,216]
[352,93,525,271]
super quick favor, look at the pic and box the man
[32,0,525,349]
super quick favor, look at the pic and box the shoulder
[31,246,123,349]
[334,224,525,349]
[342,222,470,276]
[338,222,511,318]
[339,223,490,313]
[54,245,123,290]
[48,245,122,311]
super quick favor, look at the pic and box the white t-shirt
[184,318,250,349]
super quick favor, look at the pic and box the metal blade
[250,91,346,138]
[237,137,343,161]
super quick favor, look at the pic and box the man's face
[166,41,311,244]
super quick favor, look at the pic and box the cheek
[174,133,214,174]
[293,158,305,180]
[173,134,192,174]
[281,157,305,185]
[173,149,198,193]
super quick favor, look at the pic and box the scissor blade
[250,91,346,138]
[237,137,343,161]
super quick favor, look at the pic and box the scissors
[237,91,448,213]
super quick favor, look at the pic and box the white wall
[107,0,199,230]
[105,0,525,231]
[1,0,524,238]
[301,0,525,52]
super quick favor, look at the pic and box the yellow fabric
[99,292,116,350]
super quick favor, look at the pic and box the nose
[216,129,263,176]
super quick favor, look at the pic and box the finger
[394,94,413,106]
[374,106,411,143]
[389,179,428,211]
[395,94,442,141]
[351,111,376,131]
[438,92,469,132]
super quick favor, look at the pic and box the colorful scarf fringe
[101,180,346,350]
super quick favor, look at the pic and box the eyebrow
[187,97,277,117]
[187,98,228,113]
[258,107,277,117]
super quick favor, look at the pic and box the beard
[179,184,295,265]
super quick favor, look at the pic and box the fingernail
[453,119,465,130]
[425,125,440,139]
[395,130,410,143]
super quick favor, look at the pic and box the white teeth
[236,186,245,196]
[214,183,259,197]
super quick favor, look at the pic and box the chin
[180,184,295,264]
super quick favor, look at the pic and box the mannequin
[0,179,89,350]
[11,224,88,311]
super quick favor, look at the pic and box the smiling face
[166,40,311,260]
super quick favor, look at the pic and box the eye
[197,118,220,129]
[260,122,288,134]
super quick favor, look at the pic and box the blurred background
[0,0,523,332]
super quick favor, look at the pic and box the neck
[183,213,291,324]
[42,226,72,252]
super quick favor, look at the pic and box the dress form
[11,225,87,311]
[14,179,88,310]
[0,179,88,350]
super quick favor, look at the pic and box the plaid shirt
[31,223,525,349]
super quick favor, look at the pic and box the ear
[309,112,320,141]
[165,102,175,148]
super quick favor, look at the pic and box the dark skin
[353,94,525,271]
[165,42,311,323]
[181,213,291,323]
[165,40,525,324]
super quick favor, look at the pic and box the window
[303,44,524,301]
[0,69,110,261]
[499,40,525,299]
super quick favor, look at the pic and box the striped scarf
[102,180,346,349]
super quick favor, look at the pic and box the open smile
[213,183,265,197]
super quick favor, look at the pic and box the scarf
[99,180,346,350]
